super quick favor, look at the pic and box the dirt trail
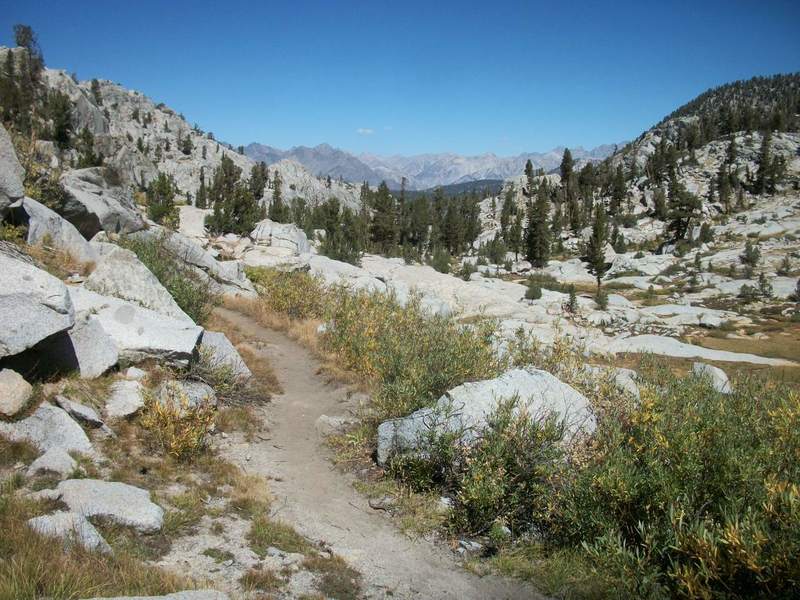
[216,307,542,599]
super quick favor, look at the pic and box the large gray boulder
[129,227,255,297]
[0,368,32,418]
[51,479,164,533]
[80,592,229,600]
[0,123,24,216]
[84,245,192,322]
[0,248,75,358]
[27,313,119,379]
[68,287,202,365]
[199,331,252,381]
[692,362,733,394]
[0,402,94,456]
[377,368,595,465]
[59,167,145,238]
[28,510,112,554]
[9,197,98,264]
[250,219,311,254]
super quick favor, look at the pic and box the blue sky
[2,0,799,156]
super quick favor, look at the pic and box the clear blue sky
[2,0,799,156]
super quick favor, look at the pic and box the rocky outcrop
[129,227,256,297]
[0,123,24,216]
[9,197,99,264]
[50,479,165,533]
[59,167,145,238]
[250,219,311,254]
[0,402,94,455]
[0,248,75,358]
[0,368,32,418]
[28,510,112,554]
[16,312,119,380]
[377,368,595,465]
[85,245,192,322]
[68,287,202,365]
[199,331,252,381]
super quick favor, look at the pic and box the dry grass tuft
[302,554,362,600]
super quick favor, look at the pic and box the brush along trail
[216,306,540,599]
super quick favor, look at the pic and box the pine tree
[610,164,625,215]
[268,170,289,222]
[525,182,551,268]
[249,162,268,200]
[666,174,701,241]
[48,90,73,149]
[75,127,101,167]
[755,130,774,194]
[370,181,397,253]
[560,148,574,191]
[146,172,178,226]
[653,187,668,220]
[90,78,102,105]
[508,211,523,261]
[586,202,609,288]
[196,167,207,209]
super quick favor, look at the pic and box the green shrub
[245,267,327,319]
[430,247,451,274]
[525,282,542,300]
[546,370,800,598]
[458,261,478,281]
[120,234,219,324]
[321,288,502,420]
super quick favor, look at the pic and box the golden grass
[0,485,194,599]
[240,566,286,593]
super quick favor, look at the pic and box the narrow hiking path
[215,307,542,600]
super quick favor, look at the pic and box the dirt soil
[216,306,541,599]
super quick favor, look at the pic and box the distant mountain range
[245,142,621,190]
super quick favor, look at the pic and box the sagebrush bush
[121,234,218,324]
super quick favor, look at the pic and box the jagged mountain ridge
[245,142,620,190]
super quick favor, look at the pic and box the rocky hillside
[2,45,360,211]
